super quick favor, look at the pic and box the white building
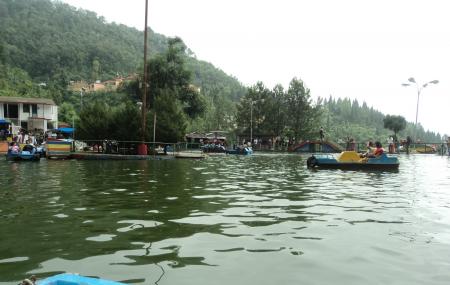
[0,96,58,134]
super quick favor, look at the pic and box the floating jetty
[174,151,208,159]
[70,152,174,160]
[70,151,206,160]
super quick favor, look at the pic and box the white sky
[61,0,450,136]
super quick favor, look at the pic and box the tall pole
[142,0,149,143]
[137,0,149,155]
[250,101,253,145]
[414,88,421,142]
[153,112,156,143]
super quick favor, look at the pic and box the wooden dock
[174,151,208,159]
[70,152,175,160]
[69,151,207,160]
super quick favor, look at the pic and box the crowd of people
[0,128,11,141]
[12,129,46,145]
[200,139,227,153]
[339,134,414,155]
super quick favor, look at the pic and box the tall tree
[383,115,407,138]
[236,82,271,138]
[265,84,286,139]
[285,78,319,140]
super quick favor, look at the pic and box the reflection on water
[1,154,450,284]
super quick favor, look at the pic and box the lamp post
[402,77,439,141]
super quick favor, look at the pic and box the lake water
[1,154,450,285]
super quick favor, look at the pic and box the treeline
[233,84,442,144]
[235,80,320,142]
[64,38,205,142]
[320,97,441,143]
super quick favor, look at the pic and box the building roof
[186,131,227,140]
[0,96,56,105]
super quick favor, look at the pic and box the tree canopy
[236,79,320,142]
[383,115,407,137]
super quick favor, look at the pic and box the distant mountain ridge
[0,0,245,98]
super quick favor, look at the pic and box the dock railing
[335,141,445,154]
[45,139,450,156]
[72,140,178,156]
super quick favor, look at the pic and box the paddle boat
[226,146,253,155]
[35,273,127,285]
[6,144,41,161]
[306,150,399,170]
[414,144,436,154]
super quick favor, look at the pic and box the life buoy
[306,156,317,168]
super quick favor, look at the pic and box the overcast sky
[61,0,450,137]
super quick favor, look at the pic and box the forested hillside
[320,97,441,143]
[0,0,245,100]
[0,0,161,81]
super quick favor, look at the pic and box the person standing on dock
[319,127,325,142]
[405,136,412,154]
[447,137,450,156]
[388,136,394,154]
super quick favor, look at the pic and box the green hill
[0,0,245,99]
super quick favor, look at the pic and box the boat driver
[361,141,384,158]
[10,142,20,154]
[369,141,384,157]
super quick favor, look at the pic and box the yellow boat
[414,145,436,154]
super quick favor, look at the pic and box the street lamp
[402,77,439,141]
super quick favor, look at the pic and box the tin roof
[0,96,56,105]
[186,132,227,140]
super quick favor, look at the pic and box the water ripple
[2,155,450,284]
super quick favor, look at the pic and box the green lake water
[1,154,450,284]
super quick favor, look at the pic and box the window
[3,104,19,118]
[21,121,28,129]
[31,104,38,116]
[23,104,30,113]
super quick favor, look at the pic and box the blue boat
[37,273,127,285]
[306,151,399,170]
[6,145,41,161]
[226,146,253,155]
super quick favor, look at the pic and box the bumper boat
[306,151,399,170]
[6,145,41,161]
[36,273,127,285]
[226,146,253,155]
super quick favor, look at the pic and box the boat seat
[22,145,34,152]
[337,151,361,162]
